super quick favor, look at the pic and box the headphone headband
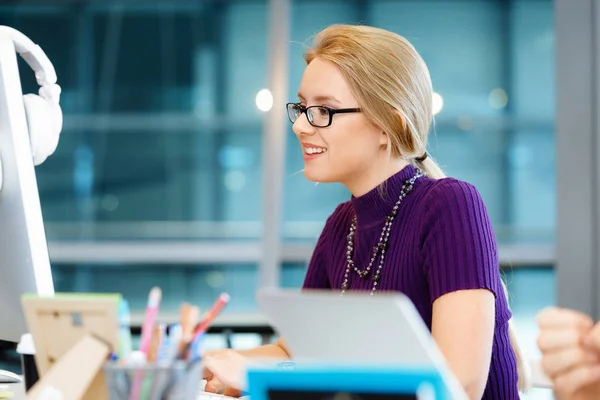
[0,25,63,168]
[0,26,58,101]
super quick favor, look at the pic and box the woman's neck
[344,158,412,197]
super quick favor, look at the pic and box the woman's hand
[201,340,290,397]
[537,307,600,399]
[202,349,249,397]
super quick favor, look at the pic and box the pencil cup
[103,360,202,400]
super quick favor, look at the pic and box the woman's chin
[303,168,335,183]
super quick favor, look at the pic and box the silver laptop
[256,288,467,399]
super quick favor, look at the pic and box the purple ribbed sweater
[302,165,519,399]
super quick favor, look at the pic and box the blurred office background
[0,0,566,395]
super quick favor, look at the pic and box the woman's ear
[380,110,406,148]
[393,109,417,150]
[379,130,389,147]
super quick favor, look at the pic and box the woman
[537,307,600,399]
[203,24,529,399]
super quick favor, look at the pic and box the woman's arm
[236,338,291,359]
[419,179,514,398]
[432,289,495,400]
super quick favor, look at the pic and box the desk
[6,382,23,398]
[9,382,240,399]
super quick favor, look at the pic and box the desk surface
[7,382,23,398]
[8,382,241,399]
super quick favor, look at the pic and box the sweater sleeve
[302,203,347,290]
[419,179,502,304]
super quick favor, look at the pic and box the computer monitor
[0,30,56,343]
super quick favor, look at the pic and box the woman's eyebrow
[297,92,341,105]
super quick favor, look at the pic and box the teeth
[306,147,327,155]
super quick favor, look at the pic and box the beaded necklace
[341,169,424,295]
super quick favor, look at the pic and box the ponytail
[503,281,532,392]
[414,153,445,180]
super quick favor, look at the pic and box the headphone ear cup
[22,93,60,166]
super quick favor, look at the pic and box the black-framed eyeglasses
[286,102,361,128]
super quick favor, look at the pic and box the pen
[147,323,165,363]
[129,287,162,400]
[117,298,132,360]
[163,323,182,362]
[142,323,165,400]
[179,293,230,359]
[189,332,206,362]
[138,287,162,356]
[177,303,199,358]
[192,293,230,338]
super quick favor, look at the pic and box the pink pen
[138,287,162,355]
[192,293,230,338]
[129,287,162,400]
[178,293,230,360]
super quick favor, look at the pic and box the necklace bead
[341,170,423,295]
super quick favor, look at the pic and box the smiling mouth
[304,147,328,155]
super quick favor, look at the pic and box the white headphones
[0,25,62,166]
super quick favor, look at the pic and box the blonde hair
[305,24,531,392]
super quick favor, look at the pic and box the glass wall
[4,1,269,233]
[0,0,555,376]
[1,1,271,316]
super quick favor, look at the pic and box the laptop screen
[268,390,419,400]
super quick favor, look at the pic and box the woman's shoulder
[416,175,487,211]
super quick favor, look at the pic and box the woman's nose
[292,112,316,137]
